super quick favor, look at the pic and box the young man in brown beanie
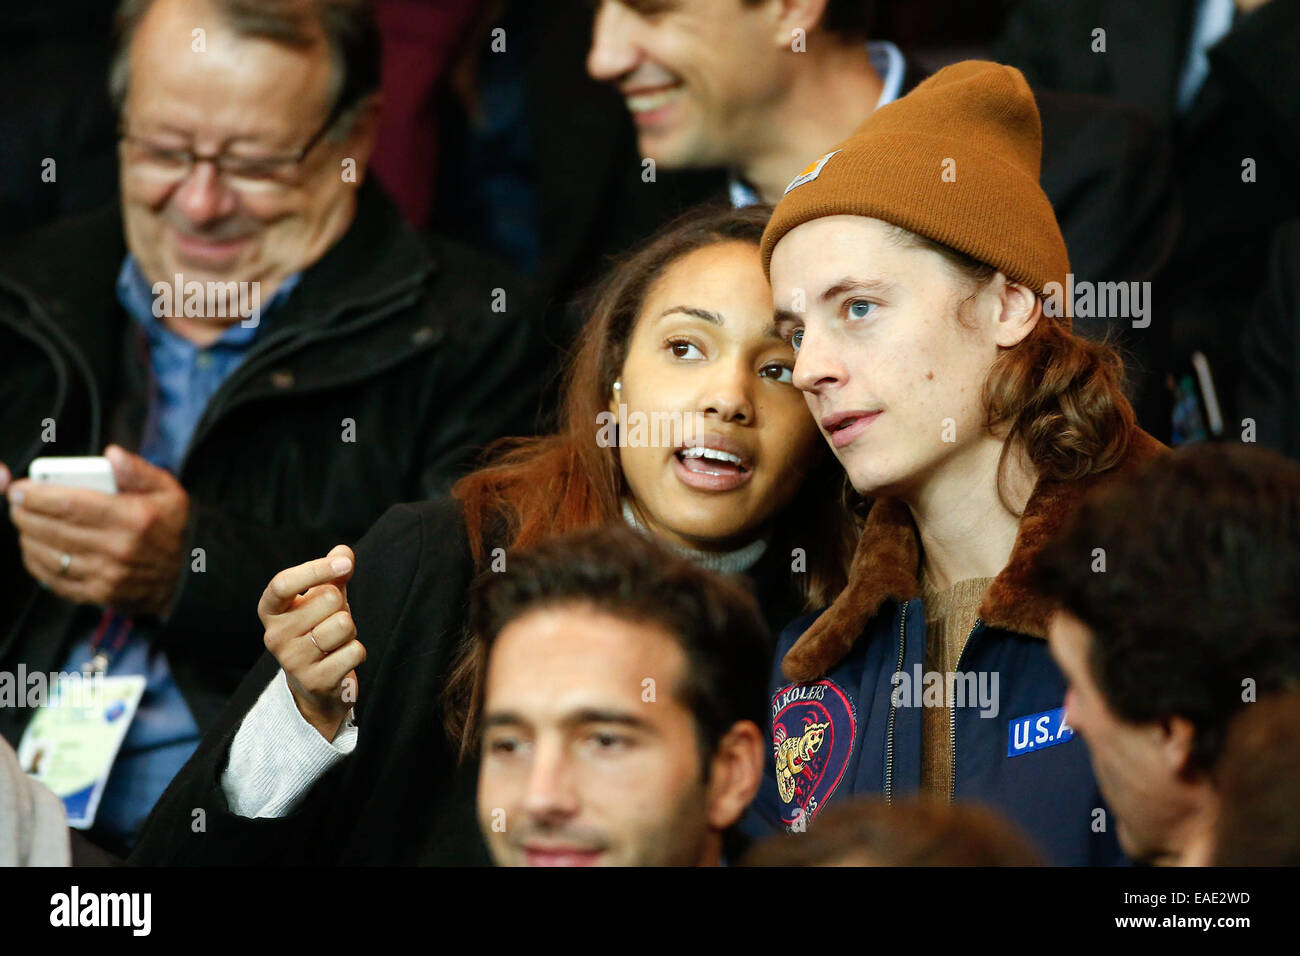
[585,0,1177,430]
[747,60,1167,865]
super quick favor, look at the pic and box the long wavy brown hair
[444,204,858,750]
[893,227,1137,504]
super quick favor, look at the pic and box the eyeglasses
[119,106,342,194]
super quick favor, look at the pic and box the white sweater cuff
[221,669,358,819]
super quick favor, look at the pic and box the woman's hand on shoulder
[257,545,365,741]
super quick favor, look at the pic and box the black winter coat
[1239,219,1300,459]
[996,0,1300,430]
[129,497,807,865]
[0,183,550,744]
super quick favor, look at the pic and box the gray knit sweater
[0,736,70,866]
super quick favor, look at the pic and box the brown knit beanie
[760,60,1069,299]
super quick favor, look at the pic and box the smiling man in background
[588,0,893,208]
[0,0,544,855]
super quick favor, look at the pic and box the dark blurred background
[0,0,1018,240]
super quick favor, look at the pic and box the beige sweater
[919,575,995,800]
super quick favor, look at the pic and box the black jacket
[1239,219,1300,458]
[0,183,549,744]
[0,3,118,240]
[129,497,808,865]
[996,0,1300,428]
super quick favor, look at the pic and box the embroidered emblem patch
[771,679,857,827]
[1007,706,1074,757]
[782,150,841,195]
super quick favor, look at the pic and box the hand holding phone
[28,456,119,495]
[8,446,188,616]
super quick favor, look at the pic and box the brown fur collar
[781,430,1168,682]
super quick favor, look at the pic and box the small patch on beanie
[783,150,841,195]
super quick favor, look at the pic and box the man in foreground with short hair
[468,526,768,866]
[1036,443,1300,866]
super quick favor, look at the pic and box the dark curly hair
[1213,692,1300,866]
[1035,443,1300,772]
[742,796,1043,866]
[458,524,771,768]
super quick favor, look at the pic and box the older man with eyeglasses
[0,0,547,857]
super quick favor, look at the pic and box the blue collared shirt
[729,40,906,208]
[114,259,300,473]
[58,256,298,846]
[1176,0,1235,114]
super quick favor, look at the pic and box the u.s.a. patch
[771,679,856,829]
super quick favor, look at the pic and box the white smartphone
[28,456,118,494]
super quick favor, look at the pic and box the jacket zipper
[948,618,983,805]
[884,600,909,805]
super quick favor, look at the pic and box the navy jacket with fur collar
[748,430,1167,865]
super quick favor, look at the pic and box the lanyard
[81,609,133,675]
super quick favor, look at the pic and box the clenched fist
[258,545,365,741]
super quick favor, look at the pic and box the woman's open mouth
[672,442,754,492]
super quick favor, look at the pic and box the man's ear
[991,275,1042,349]
[705,720,765,831]
[338,94,383,183]
[1160,714,1203,782]
[769,0,832,48]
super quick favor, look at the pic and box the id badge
[17,674,146,829]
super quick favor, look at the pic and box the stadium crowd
[1,0,1299,869]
